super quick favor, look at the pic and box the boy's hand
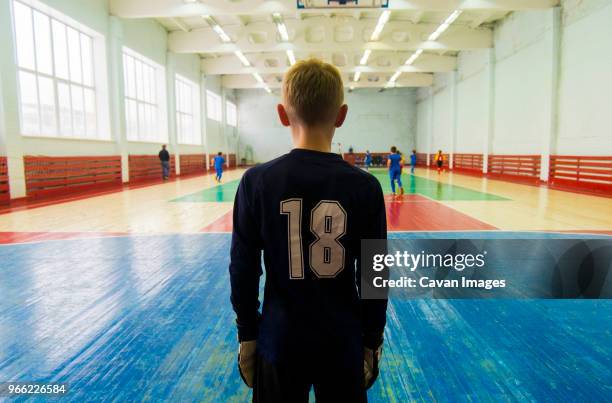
[364,342,383,389]
[238,340,257,388]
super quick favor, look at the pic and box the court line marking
[0,230,609,247]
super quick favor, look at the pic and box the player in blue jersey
[387,146,404,195]
[230,59,388,402]
[364,150,372,170]
[410,149,417,174]
[213,152,225,183]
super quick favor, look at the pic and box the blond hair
[282,58,344,127]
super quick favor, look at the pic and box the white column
[483,48,496,175]
[201,74,210,170]
[426,87,434,166]
[450,70,459,170]
[221,87,229,167]
[166,52,180,175]
[540,7,561,182]
[0,0,26,197]
[108,17,129,183]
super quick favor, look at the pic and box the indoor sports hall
[0,0,610,401]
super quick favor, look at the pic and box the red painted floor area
[385,194,497,231]
[201,213,234,233]
[0,232,127,244]
[200,194,496,233]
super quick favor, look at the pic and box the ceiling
[110,0,559,91]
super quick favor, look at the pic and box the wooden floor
[0,168,610,402]
[0,167,609,236]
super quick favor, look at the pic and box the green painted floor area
[171,170,508,203]
[369,169,508,201]
[172,180,240,203]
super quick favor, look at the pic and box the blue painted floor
[0,233,610,402]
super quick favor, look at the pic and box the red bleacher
[179,154,206,176]
[415,153,428,167]
[0,157,10,204]
[487,154,541,184]
[24,156,122,199]
[129,155,175,182]
[453,153,483,172]
[228,154,237,167]
[549,155,612,197]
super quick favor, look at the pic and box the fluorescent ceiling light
[286,49,296,66]
[370,10,391,41]
[389,70,401,82]
[234,50,250,67]
[359,49,371,66]
[264,86,272,94]
[184,0,198,3]
[252,72,264,84]
[353,71,361,82]
[203,15,232,42]
[428,10,462,41]
[444,10,463,25]
[213,25,231,42]
[272,13,289,41]
[405,48,423,65]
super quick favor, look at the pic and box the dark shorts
[253,352,366,403]
[437,160,443,168]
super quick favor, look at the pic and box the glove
[238,340,257,388]
[364,342,383,389]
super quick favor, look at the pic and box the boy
[229,59,388,402]
[364,150,372,170]
[387,147,404,195]
[435,150,444,174]
[410,149,417,174]
[213,152,225,182]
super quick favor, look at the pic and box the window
[123,47,167,142]
[12,0,106,139]
[175,74,201,145]
[226,101,237,127]
[206,90,222,122]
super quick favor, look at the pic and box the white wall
[235,89,290,163]
[336,89,417,155]
[455,50,489,154]
[556,0,612,155]
[492,10,552,155]
[235,88,417,163]
[431,74,453,153]
[415,0,612,177]
[415,88,431,155]
[417,0,612,166]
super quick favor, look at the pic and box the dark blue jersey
[229,148,387,364]
[214,155,225,171]
[388,153,401,171]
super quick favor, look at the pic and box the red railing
[228,154,237,167]
[487,154,541,184]
[24,156,122,199]
[415,153,428,167]
[179,154,206,176]
[549,155,612,196]
[453,153,483,172]
[0,157,10,204]
[129,155,175,182]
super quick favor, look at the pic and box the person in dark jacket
[159,145,170,180]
